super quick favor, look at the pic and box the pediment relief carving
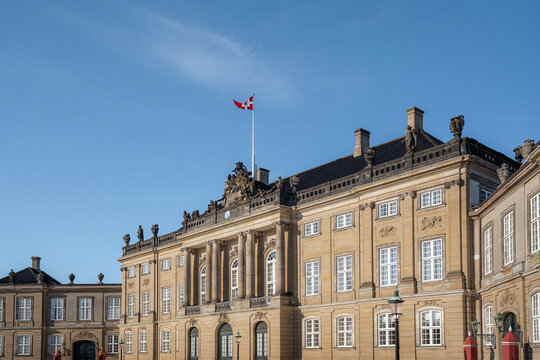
[254,311,267,320]
[499,289,515,307]
[142,278,150,286]
[420,216,442,231]
[219,313,229,323]
[375,304,390,310]
[230,246,238,258]
[378,225,397,239]
[128,282,135,289]
[419,300,439,307]
[189,318,198,326]
[264,238,276,252]
[73,331,97,340]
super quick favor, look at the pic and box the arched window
[266,251,276,296]
[484,305,493,345]
[139,330,148,353]
[255,322,268,360]
[200,266,206,304]
[532,293,539,342]
[161,329,170,353]
[125,331,133,353]
[336,315,353,347]
[231,258,239,300]
[420,310,442,346]
[218,323,233,360]
[189,327,199,360]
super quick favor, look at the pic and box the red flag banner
[233,95,254,110]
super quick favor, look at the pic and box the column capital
[180,247,189,253]
[205,240,213,246]
[236,232,246,238]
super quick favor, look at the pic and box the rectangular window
[162,259,171,270]
[127,267,136,278]
[127,294,135,318]
[379,200,398,218]
[140,331,148,353]
[305,319,320,348]
[531,193,540,254]
[17,335,31,355]
[179,285,184,307]
[78,297,92,320]
[380,247,398,286]
[484,306,493,345]
[533,293,539,342]
[162,288,171,314]
[304,221,319,236]
[420,310,442,346]
[178,255,185,267]
[18,297,32,321]
[336,213,353,229]
[50,298,64,321]
[337,316,353,347]
[484,227,493,275]
[422,239,443,282]
[0,335,3,356]
[337,255,353,292]
[378,313,396,346]
[142,291,150,316]
[107,297,120,320]
[420,189,443,208]
[141,263,150,275]
[125,332,133,353]
[49,335,63,355]
[480,189,492,203]
[161,330,170,352]
[0,298,4,322]
[305,261,320,296]
[504,212,514,265]
[107,334,119,354]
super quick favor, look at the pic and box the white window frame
[200,266,206,304]
[107,334,119,354]
[162,288,171,314]
[484,305,494,345]
[0,335,4,357]
[380,246,398,287]
[336,316,353,348]
[17,335,31,356]
[107,297,120,320]
[531,193,540,254]
[50,297,64,321]
[305,318,320,348]
[48,334,63,355]
[484,227,493,275]
[378,313,396,346]
[78,297,92,321]
[266,250,276,296]
[504,211,514,266]
[480,189,492,203]
[179,285,184,307]
[420,188,443,208]
[141,263,150,275]
[142,291,150,316]
[336,213,353,229]
[125,331,133,353]
[304,221,320,236]
[0,297,4,322]
[161,329,170,353]
[532,292,540,343]
[127,294,135,318]
[337,254,353,292]
[18,297,32,321]
[178,255,185,267]
[231,258,239,300]
[139,330,148,353]
[379,200,398,218]
[420,310,442,346]
[162,259,171,270]
[422,239,443,282]
[127,267,136,278]
[305,261,320,296]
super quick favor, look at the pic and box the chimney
[407,107,424,131]
[31,256,41,271]
[257,167,270,185]
[353,128,370,157]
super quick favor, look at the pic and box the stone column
[246,231,255,298]
[181,248,191,306]
[237,232,246,299]
[275,222,285,295]
[212,240,220,303]
[205,241,212,304]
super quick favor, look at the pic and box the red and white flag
[233,95,254,110]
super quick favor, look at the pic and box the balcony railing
[250,296,271,308]
[185,305,200,316]
[215,301,232,312]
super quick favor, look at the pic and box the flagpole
[252,95,255,177]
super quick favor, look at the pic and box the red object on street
[463,333,478,360]
[502,329,519,360]
[98,348,106,360]
[53,349,61,360]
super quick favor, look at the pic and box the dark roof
[281,130,443,191]
[0,267,61,285]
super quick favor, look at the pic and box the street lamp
[235,331,242,360]
[470,318,495,348]
[119,339,124,360]
[494,313,504,333]
[388,285,404,360]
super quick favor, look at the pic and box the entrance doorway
[503,312,517,337]
[73,341,95,360]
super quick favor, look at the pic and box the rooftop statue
[222,162,255,208]
[405,125,418,153]
[137,225,144,242]
[449,115,465,138]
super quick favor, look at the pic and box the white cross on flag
[233,95,254,110]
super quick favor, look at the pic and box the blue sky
[1,1,539,283]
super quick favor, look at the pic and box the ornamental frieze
[230,246,238,258]
[128,282,135,289]
[420,216,442,231]
[500,289,515,307]
[379,225,396,239]
[142,278,150,286]
[264,238,276,252]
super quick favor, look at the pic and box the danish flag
[233,95,254,110]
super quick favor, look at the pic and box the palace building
[0,257,121,359]
[117,106,527,360]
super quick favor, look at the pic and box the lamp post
[119,339,124,360]
[388,285,404,360]
[471,318,495,348]
[235,331,242,360]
